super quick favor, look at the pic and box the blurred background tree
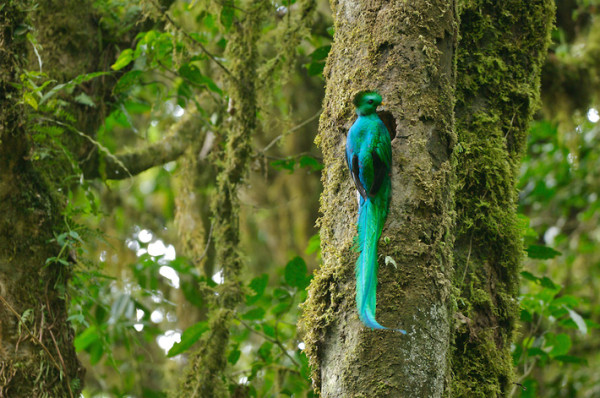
[1,0,599,396]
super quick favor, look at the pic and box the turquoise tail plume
[356,195,387,330]
[355,185,406,333]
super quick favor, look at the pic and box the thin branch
[151,0,234,79]
[196,222,214,264]
[0,295,63,375]
[39,117,133,180]
[460,233,474,286]
[79,106,203,180]
[237,318,300,367]
[48,329,74,398]
[262,110,322,153]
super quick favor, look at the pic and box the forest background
[0,0,599,397]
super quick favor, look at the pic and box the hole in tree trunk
[377,110,397,141]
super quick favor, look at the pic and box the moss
[0,1,93,396]
[174,1,272,396]
[451,1,555,396]
[451,328,513,398]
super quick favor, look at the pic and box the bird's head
[353,91,383,116]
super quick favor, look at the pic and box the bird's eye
[368,99,374,104]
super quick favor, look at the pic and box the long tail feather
[356,195,406,334]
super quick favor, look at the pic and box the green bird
[345,91,405,333]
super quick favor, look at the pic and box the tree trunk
[0,3,84,396]
[0,1,171,394]
[452,1,555,396]
[302,0,555,396]
[302,0,458,396]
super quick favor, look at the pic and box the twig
[460,233,474,286]
[237,318,300,367]
[0,295,62,374]
[38,117,133,179]
[196,222,214,264]
[48,329,74,398]
[151,0,233,79]
[262,110,322,153]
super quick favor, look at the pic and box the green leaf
[228,347,241,365]
[23,91,38,110]
[553,355,588,365]
[539,276,559,290]
[262,323,275,338]
[220,4,234,29]
[284,256,308,289]
[14,24,29,36]
[114,70,143,94]
[305,233,320,256]
[520,271,539,283]
[74,325,99,351]
[181,281,204,308]
[526,244,561,259]
[247,273,268,304]
[527,347,548,359]
[178,63,222,94]
[551,295,580,308]
[547,333,571,357]
[112,48,134,71]
[520,308,532,322]
[167,321,209,357]
[39,72,108,105]
[258,341,273,362]
[512,343,523,366]
[307,62,325,76]
[565,307,587,334]
[89,340,104,365]
[298,156,323,172]
[310,45,331,61]
[271,158,295,173]
[242,307,266,320]
[272,301,291,315]
[74,92,95,107]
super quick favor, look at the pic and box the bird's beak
[380,102,385,107]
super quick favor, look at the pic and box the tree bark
[452,1,555,396]
[0,2,84,396]
[302,0,458,396]
[0,0,175,394]
[302,0,555,396]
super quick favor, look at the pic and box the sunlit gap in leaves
[212,269,224,284]
[128,227,179,288]
[125,226,183,358]
[587,108,599,123]
[157,330,182,354]
[164,101,185,118]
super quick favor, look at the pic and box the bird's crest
[353,91,383,116]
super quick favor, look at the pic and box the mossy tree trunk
[302,0,458,396]
[0,1,171,395]
[302,0,554,396]
[0,2,85,396]
[452,1,555,396]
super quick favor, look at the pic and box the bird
[345,90,405,333]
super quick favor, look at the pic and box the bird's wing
[368,122,391,197]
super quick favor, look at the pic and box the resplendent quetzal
[345,91,405,333]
